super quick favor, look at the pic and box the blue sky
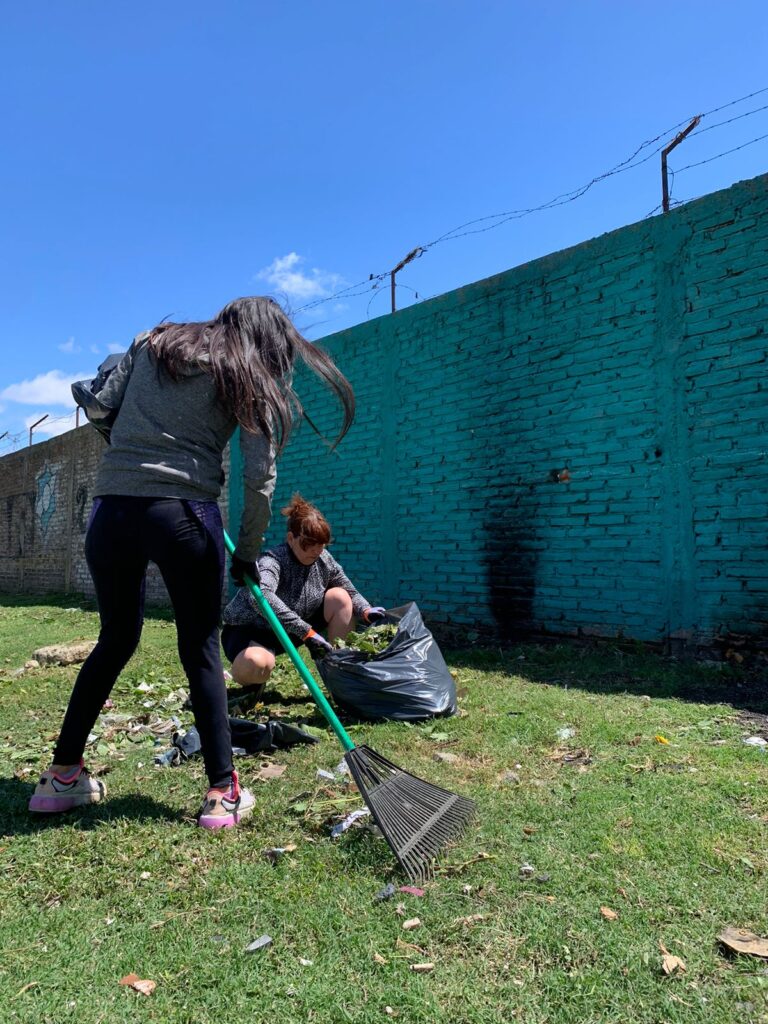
[1,1,767,450]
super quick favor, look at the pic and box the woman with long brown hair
[29,297,354,829]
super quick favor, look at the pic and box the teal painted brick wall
[232,173,767,646]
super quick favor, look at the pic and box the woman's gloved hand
[230,555,260,587]
[304,630,333,660]
[364,606,387,624]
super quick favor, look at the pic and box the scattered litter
[375,883,397,901]
[743,736,768,749]
[245,935,273,953]
[316,769,336,781]
[330,807,371,838]
[139,871,151,880]
[556,727,575,740]
[654,735,670,745]
[659,941,686,975]
[211,935,227,944]
[501,771,521,785]
[255,763,287,782]
[374,953,388,965]
[549,748,592,767]
[335,759,351,776]
[399,886,425,897]
[385,1006,394,1015]
[395,903,406,916]
[454,913,485,926]
[298,957,313,966]
[519,863,535,880]
[718,927,768,959]
[263,844,298,864]
[402,918,421,931]
[535,874,551,884]
[232,746,247,756]
[119,973,156,996]
[600,906,618,921]
[410,962,434,973]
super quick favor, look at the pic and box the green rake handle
[222,529,355,753]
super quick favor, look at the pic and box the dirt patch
[737,711,768,739]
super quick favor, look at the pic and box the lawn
[1,596,767,1024]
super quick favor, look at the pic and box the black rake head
[344,744,476,881]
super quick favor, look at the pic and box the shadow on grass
[0,776,185,837]
[0,591,175,623]
[447,643,768,716]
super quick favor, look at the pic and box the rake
[223,530,475,880]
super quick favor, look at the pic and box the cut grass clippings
[0,596,767,1023]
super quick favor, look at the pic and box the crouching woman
[222,495,385,693]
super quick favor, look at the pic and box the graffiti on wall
[34,465,59,539]
[4,492,35,557]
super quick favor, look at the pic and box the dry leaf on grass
[718,927,768,959]
[119,973,157,995]
[396,938,428,955]
[255,762,287,781]
[373,952,388,965]
[454,913,486,926]
[600,906,619,921]
[12,982,39,999]
[658,941,686,975]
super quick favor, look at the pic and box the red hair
[281,494,331,549]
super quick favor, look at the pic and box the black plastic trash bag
[317,602,457,722]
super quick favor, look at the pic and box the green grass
[1,596,767,1024]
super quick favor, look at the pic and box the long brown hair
[147,296,354,453]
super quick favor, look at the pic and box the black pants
[53,496,232,789]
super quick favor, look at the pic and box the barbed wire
[293,84,768,319]
[673,130,768,173]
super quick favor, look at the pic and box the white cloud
[257,252,345,302]
[58,337,82,354]
[107,343,124,354]
[1,369,90,407]
[90,344,101,354]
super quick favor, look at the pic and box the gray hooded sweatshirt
[90,334,275,561]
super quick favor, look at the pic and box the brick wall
[241,173,767,649]
[3,174,765,647]
[0,426,233,605]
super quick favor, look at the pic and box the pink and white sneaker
[29,761,106,813]
[197,770,255,830]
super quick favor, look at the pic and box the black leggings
[53,496,233,789]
